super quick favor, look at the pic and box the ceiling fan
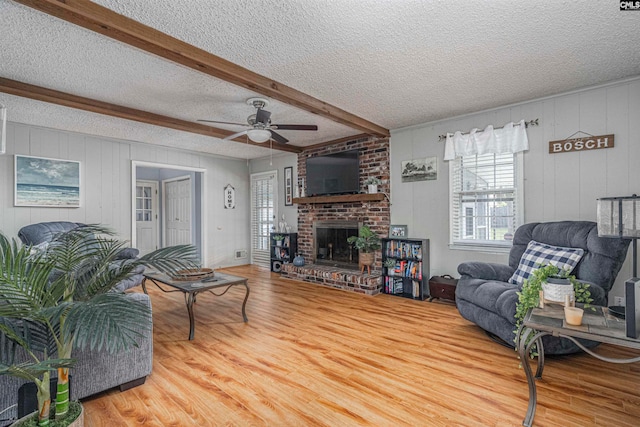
[198,98,318,144]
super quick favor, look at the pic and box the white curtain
[444,119,529,160]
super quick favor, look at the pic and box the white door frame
[131,160,206,265]
[162,175,192,247]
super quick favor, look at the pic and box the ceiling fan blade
[198,119,247,126]
[255,108,271,124]
[269,130,289,144]
[271,124,318,131]
[223,130,249,141]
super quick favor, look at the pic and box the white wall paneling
[390,77,640,301]
[0,122,249,269]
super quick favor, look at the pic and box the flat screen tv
[306,150,360,196]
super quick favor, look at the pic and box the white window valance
[444,119,529,161]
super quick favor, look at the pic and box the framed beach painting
[15,155,81,207]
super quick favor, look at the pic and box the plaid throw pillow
[509,240,584,285]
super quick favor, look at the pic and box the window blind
[250,171,277,266]
[450,152,520,247]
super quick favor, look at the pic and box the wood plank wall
[390,78,640,299]
[0,122,251,268]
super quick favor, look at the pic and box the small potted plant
[383,258,397,276]
[347,225,382,275]
[514,264,593,356]
[364,177,382,194]
[273,234,285,247]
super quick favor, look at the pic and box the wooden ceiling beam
[0,77,303,154]
[13,0,390,138]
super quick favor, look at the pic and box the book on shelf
[387,260,422,279]
[384,277,405,294]
[385,240,423,260]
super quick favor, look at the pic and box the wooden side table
[428,275,457,302]
[518,304,640,426]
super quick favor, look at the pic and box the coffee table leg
[187,292,196,340]
[241,282,250,322]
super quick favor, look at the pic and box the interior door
[163,176,192,246]
[135,180,159,255]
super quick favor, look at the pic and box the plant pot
[11,401,84,427]
[359,252,375,267]
[367,184,378,194]
[359,252,375,275]
[542,277,574,303]
[276,241,282,247]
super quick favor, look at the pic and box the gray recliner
[455,221,630,355]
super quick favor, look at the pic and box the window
[136,184,153,222]
[450,152,523,249]
[250,171,277,266]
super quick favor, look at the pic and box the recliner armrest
[458,262,515,283]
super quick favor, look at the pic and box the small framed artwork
[401,156,437,182]
[284,166,293,206]
[15,155,81,207]
[389,225,408,238]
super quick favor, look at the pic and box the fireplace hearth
[313,221,361,269]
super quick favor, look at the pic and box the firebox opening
[313,221,361,270]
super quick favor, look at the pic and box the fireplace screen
[314,221,360,269]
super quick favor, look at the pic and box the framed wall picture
[401,156,437,182]
[15,155,81,207]
[284,166,293,206]
[389,225,408,237]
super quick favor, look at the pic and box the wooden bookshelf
[293,193,385,204]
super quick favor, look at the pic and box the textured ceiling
[1,0,639,159]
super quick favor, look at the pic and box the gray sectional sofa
[455,221,630,355]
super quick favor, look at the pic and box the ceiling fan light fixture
[247,128,271,143]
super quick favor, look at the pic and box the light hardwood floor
[82,265,640,426]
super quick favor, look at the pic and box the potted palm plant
[0,225,198,426]
[347,225,382,275]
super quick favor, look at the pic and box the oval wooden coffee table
[142,271,249,340]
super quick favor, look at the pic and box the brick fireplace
[281,136,390,295]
